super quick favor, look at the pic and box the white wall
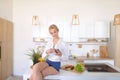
[0,0,13,21]
[13,0,120,76]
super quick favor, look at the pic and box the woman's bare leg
[41,66,59,78]
[30,62,49,80]
[31,71,42,80]
[33,62,49,72]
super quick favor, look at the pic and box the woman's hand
[46,49,62,56]
[55,49,62,56]
[46,49,55,54]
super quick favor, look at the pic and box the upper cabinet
[78,21,110,39]
[62,21,110,42]
[80,23,94,38]
[33,21,110,42]
[94,21,110,38]
[70,25,80,42]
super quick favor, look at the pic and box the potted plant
[27,48,42,65]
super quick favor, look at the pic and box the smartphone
[55,49,59,53]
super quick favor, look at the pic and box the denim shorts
[46,59,61,71]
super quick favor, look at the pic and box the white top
[42,38,68,62]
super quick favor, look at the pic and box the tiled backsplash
[68,43,100,57]
[33,40,107,58]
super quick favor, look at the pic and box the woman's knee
[32,63,39,71]
[32,62,49,71]
[41,66,59,77]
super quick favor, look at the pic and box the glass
[90,49,98,57]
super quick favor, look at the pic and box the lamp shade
[114,14,120,25]
[72,15,80,25]
[32,15,40,41]
[32,16,39,25]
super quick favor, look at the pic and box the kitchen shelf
[76,56,113,60]
[67,42,107,45]
[67,56,114,66]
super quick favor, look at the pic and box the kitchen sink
[85,63,119,73]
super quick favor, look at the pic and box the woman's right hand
[46,49,55,54]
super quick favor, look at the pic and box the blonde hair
[49,24,59,32]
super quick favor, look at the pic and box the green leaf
[26,49,42,65]
[75,64,83,72]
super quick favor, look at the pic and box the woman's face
[49,29,58,38]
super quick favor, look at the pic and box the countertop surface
[45,65,120,80]
[71,56,113,60]
[24,62,120,80]
[24,69,120,80]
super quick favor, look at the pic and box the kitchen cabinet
[94,21,110,38]
[0,19,3,41]
[108,24,120,68]
[35,21,110,42]
[0,21,1,80]
[84,24,94,38]
[0,61,1,80]
[78,21,110,38]
[70,25,79,42]
[78,23,94,38]
[115,25,120,68]
[0,18,13,80]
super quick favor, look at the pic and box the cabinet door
[0,18,13,80]
[94,21,110,38]
[0,18,7,42]
[79,24,94,38]
[0,18,3,80]
[79,24,87,38]
[71,25,79,42]
[0,18,3,41]
[6,21,13,77]
[0,27,2,41]
[63,24,71,42]
[84,24,94,38]
[115,26,120,68]
[0,61,1,80]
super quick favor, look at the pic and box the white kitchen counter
[23,63,120,80]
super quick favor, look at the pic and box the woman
[30,24,68,80]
